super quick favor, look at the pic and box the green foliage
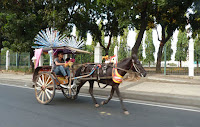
[144,29,155,64]
[0,0,198,69]
[175,30,188,64]
[161,39,173,61]
[190,0,200,38]
[155,0,194,72]
[118,28,128,61]
[108,37,117,56]
[194,35,200,62]
[0,1,48,53]
[75,45,94,64]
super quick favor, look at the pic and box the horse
[74,54,147,115]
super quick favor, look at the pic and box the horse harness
[79,59,142,89]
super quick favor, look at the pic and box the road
[0,84,200,127]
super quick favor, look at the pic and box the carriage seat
[52,72,69,85]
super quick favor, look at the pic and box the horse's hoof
[74,95,78,99]
[101,101,105,105]
[95,104,100,108]
[71,96,77,100]
[124,111,130,115]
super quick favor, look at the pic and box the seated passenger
[53,51,70,79]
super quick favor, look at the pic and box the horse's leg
[114,85,129,115]
[74,80,86,99]
[88,80,99,108]
[101,87,115,105]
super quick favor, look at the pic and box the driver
[53,51,70,80]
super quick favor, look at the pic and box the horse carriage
[32,28,147,114]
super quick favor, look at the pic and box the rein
[77,59,143,89]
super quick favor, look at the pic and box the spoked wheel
[34,72,56,104]
[61,87,77,99]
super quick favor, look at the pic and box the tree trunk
[105,33,113,55]
[132,10,147,55]
[30,49,34,72]
[180,60,182,68]
[105,48,109,56]
[156,43,164,73]
[155,24,173,73]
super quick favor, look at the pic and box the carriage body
[32,46,90,104]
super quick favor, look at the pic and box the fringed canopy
[32,28,88,54]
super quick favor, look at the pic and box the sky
[72,25,179,62]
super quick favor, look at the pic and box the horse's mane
[118,57,131,64]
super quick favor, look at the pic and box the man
[53,51,70,79]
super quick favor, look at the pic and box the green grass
[9,66,32,73]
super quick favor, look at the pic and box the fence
[1,51,199,76]
[0,51,93,70]
[144,67,200,76]
[0,52,30,70]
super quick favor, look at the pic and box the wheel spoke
[37,90,42,95]
[42,91,44,102]
[46,85,53,89]
[36,82,42,87]
[42,74,44,85]
[38,77,43,85]
[44,92,48,102]
[45,90,51,100]
[38,90,43,99]
[46,88,53,95]
[46,80,53,86]
[45,76,51,86]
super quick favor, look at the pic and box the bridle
[111,58,144,77]
[131,59,144,77]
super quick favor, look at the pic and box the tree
[118,28,129,61]
[161,39,173,61]
[0,0,49,70]
[0,0,88,70]
[72,0,127,55]
[189,0,200,38]
[108,37,117,56]
[175,30,188,67]
[194,36,200,68]
[112,0,155,56]
[134,29,143,61]
[144,29,155,67]
[155,0,193,73]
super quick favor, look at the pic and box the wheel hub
[41,85,46,91]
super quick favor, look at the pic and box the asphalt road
[0,84,200,127]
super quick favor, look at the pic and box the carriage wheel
[61,87,77,99]
[34,72,56,104]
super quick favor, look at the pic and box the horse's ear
[132,54,137,60]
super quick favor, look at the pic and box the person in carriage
[53,51,70,80]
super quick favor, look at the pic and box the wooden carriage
[32,46,91,104]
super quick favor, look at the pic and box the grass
[9,66,32,73]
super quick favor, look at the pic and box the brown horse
[74,54,146,114]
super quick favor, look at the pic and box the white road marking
[0,83,200,113]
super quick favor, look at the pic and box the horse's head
[131,54,147,77]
